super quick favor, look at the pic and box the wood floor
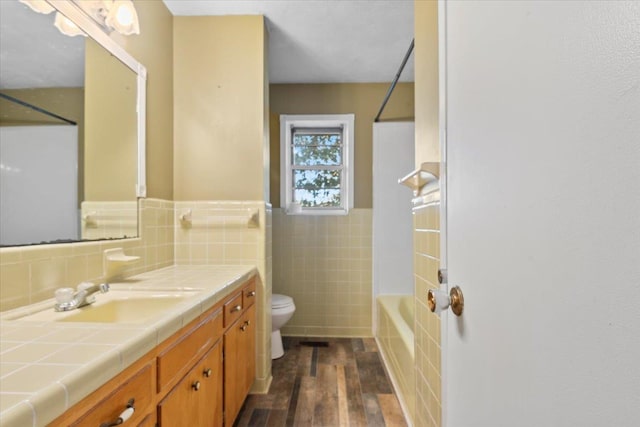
[234,337,408,427]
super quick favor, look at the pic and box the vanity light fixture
[18,0,54,14]
[53,10,86,37]
[19,0,140,36]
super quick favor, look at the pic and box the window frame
[280,114,355,215]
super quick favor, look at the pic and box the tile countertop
[0,265,257,427]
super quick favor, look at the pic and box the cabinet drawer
[224,292,243,328]
[70,363,153,427]
[157,308,222,393]
[243,279,257,308]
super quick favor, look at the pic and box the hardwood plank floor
[234,337,407,427]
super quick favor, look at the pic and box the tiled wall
[272,209,373,337]
[80,201,138,240]
[0,198,175,312]
[413,190,442,427]
[173,201,272,393]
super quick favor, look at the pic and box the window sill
[284,208,349,216]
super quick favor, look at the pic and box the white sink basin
[8,289,201,324]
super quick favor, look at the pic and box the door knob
[427,286,464,316]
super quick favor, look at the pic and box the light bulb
[116,5,133,26]
[105,0,140,35]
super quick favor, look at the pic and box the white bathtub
[376,295,415,424]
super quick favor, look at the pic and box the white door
[442,2,640,426]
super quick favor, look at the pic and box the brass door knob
[427,286,464,316]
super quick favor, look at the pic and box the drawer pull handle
[240,324,248,332]
[247,291,256,297]
[231,305,242,313]
[245,320,251,326]
[203,368,212,378]
[100,398,135,427]
[192,381,201,391]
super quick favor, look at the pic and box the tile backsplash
[0,198,174,311]
[173,200,272,393]
[272,208,373,337]
[80,201,138,241]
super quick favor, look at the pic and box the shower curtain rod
[374,38,415,123]
[0,92,77,126]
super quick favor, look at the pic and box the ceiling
[0,0,414,89]
[163,0,415,84]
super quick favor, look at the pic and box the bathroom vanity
[0,265,258,427]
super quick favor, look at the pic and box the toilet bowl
[271,294,295,359]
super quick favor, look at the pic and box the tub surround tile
[413,194,442,427]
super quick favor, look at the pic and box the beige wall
[109,0,174,200]
[270,83,414,208]
[173,16,268,201]
[84,38,138,201]
[414,1,442,426]
[415,0,440,164]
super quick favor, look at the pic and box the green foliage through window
[291,129,343,207]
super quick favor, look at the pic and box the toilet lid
[272,294,293,309]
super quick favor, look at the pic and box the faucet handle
[99,283,110,293]
[55,288,74,304]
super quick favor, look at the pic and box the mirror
[0,0,146,247]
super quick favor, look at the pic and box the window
[280,114,354,215]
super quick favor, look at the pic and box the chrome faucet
[54,283,110,312]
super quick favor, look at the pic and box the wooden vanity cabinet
[49,278,257,427]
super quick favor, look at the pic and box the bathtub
[376,295,415,425]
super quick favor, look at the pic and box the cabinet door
[224,317,242,427]
[241,304,256,396]
[158,341,222,427]
[224,305,256,427]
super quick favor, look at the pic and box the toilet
[271,294,296,359]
